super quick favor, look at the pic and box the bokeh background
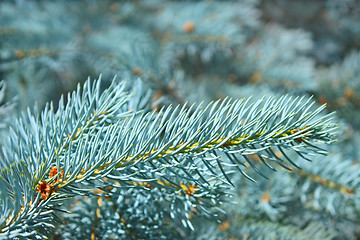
[1,0,359,239]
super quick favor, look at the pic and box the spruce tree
[0,1,359,239]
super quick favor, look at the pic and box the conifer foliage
[0,0,359,239]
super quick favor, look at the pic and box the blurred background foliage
[0,0,359,239]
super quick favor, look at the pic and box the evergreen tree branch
[0,78,337,239]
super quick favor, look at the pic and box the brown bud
[250,71,261,84]
[182,21,195,33]
[344,87,355,99]
[132,67,142,76]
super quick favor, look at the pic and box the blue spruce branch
[0,77,337,239]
